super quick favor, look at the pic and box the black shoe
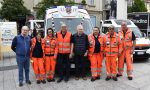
[75,77,79,80]
[64,78,69,82]
[112,77,118,81]
[19,82,23,87]
[91,78,96,82]
[51,78,55,82]
[47,78,51,82]
[96,76,100,80]
[36,80,41,84]
[57,78,63,83]
[41,80,46,84]
[105,77,111,81]
[82,77,87,80]
[128,77,133,80]
[117,74,122,77]
[26,80,31,85]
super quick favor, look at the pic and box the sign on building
[0,22,17,46]
[0,22,17,60]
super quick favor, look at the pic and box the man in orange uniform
[104,25,122,81]
[30,32,46,84]
[44,28,58,82]
[88,27,105,82]
[118,22,136,80]
[56,24,73,83]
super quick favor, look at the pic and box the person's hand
[54,57,57,61]
[30,59,33,63]
[84,52,88,57]
[69,53,73,59]
[130,50,134,54]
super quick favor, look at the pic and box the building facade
[145,0,150,12]
[22,0,105,27]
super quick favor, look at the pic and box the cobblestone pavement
[0,52,150,90]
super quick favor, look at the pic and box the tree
[128,0,147,13]
[0,0,30,21]
[36,0,77,19]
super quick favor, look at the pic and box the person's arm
[11,36,17,52]
[118,36,123,55]
[54,39,58,60]
[84,35,89,56]
[103,36,106,57]
[70,34,74,54]
[86,35,89,50]
[69,34,74,58]
[132,32,136,53]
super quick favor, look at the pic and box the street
[0,52,150,90]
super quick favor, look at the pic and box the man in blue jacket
[11,26,31,87]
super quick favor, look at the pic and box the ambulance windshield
[46,18,92,35]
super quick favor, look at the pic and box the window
[89,0,95,5]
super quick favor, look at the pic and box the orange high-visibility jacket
[104,32,122,56]
[43,36,58,58]
[118,28,133,49]
[30,37,45,58]
[88,34,105,56]
[57,31,71,54]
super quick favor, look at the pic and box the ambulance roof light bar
[46,5,85,10]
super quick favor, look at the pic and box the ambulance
[44,6,93,69]
[44,6,93,35]
[101,19,150,59]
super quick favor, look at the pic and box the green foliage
[0,0,30,21]
[81,0,86,5]
[128,0,147,13]
[36,0,76,19]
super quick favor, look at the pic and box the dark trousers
[57,53,70,79]
[74,54,86,77]
[16,55,30,83]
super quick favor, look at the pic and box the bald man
[118,22,136,80]
[11,26,31,86]
[72,24,89,80]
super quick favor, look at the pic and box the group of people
[11,21,136,87]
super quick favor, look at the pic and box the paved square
[0,52,150,90]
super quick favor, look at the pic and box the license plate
[71,64,75,68]
[138,52,144,55]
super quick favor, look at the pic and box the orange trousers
[45,56,56,79]
[105,56,118,77]
[32,57,45,80]
[118,49,133,77]
[89,53,103,78]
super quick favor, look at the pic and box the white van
[44,6,93,35]
[101,19,150,59]
[44,6,93,68]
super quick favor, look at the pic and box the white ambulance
[44,6,93,35]
[101,19,150,59]
[44,6,93,68]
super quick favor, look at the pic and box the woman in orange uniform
[44,28,58,82]
[30,32,46,84]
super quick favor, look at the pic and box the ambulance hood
[136,38,150,47]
